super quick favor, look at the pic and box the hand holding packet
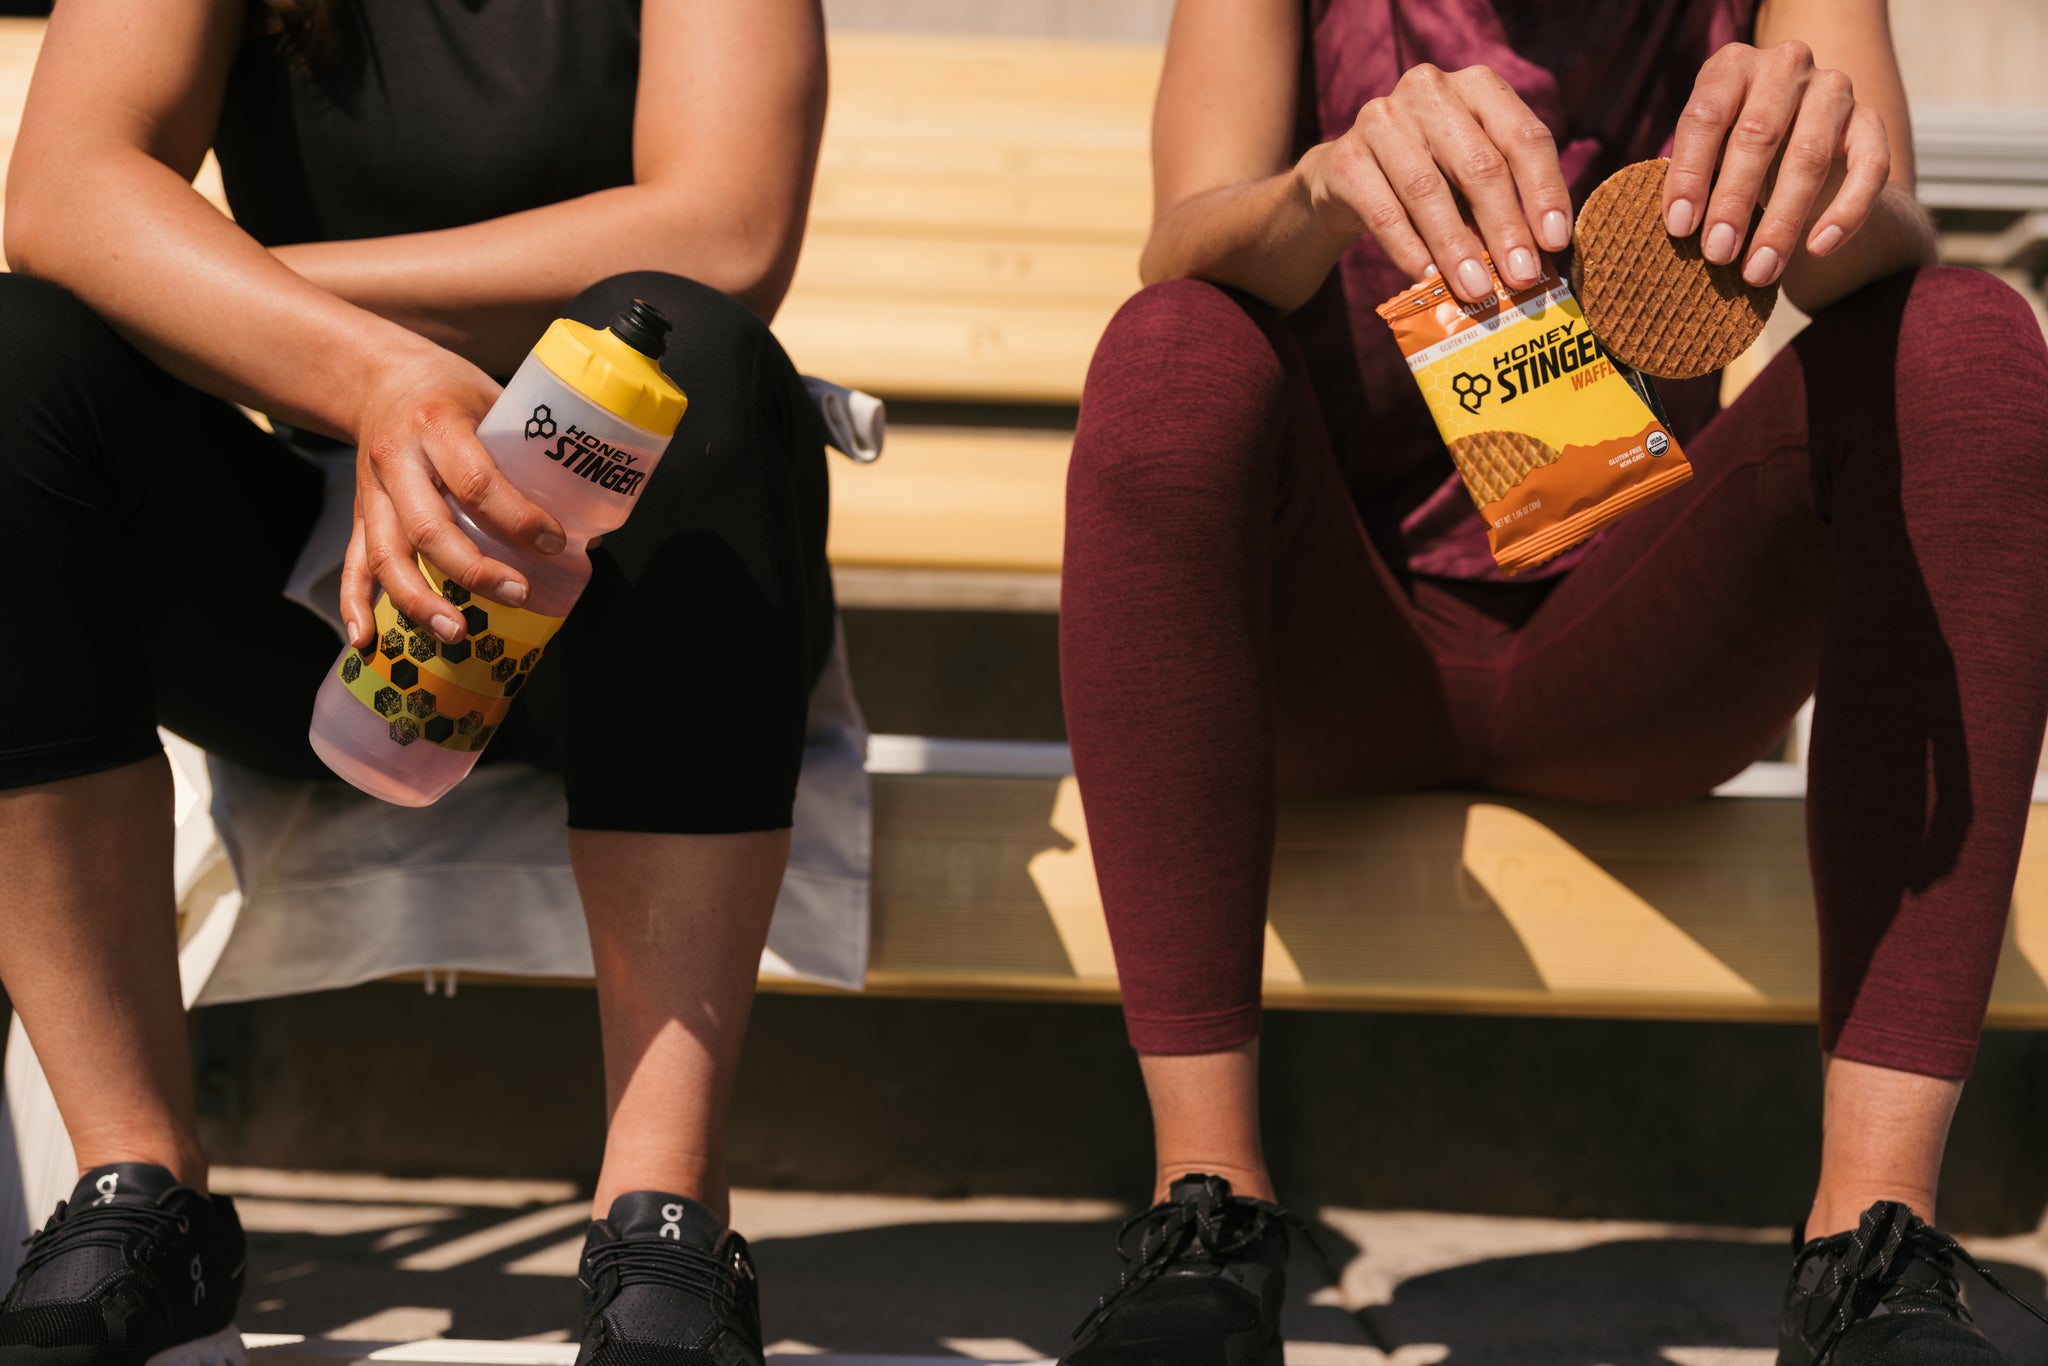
[1376,256,1692,575]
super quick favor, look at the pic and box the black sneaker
[0,1163,244,1366]
[1062,1174,1301,1366]
[1779,1200,2048,1365]
[574,1192,762,1366]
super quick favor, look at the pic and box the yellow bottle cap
[531,318,688,438]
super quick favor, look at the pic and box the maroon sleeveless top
[1288,0,1756,580]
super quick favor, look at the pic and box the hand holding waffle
[1661,39,1893,288]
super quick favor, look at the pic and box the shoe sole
[146,1326,246,1366]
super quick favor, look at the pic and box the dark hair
[262,0,345,73]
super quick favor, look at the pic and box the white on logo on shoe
[94,1173,119,1206]
[190,1254,205,1306]
[659,1203,684,1241]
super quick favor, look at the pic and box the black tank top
[212,0,641,246]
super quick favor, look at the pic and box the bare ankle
[72,1141,209,1196]
[1805,1182,1937,1241]
[1151,1161,1277,1207]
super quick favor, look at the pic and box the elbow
[2,181,49,278]
[726,232,803,321]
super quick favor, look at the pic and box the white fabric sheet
[184,386,880,1004]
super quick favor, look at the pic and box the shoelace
[13,1200,190,1285]
[585,1236,744,1317]
[1809,1202,2048,1364]
[1071,1175,1333,1340]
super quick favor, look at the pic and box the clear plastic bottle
[309,300,688,806]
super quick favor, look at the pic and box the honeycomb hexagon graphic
[525,404,557,440]
[394,610,416,632]
[461,605,490,636]
[341,653,363,685]
[442,580,471,607]
[407,633,435,663]
[520,649,541,671]
[1450,370,1491,415]
[389,716,420,746]
[441,638,472,665]
[457,711,484,735]
[474,725,496,749]
[372,687,402,718]
[389,659,420,690]
[380,629,405,660]
[476,634,505,663]
[407,690,438,719]
[424,716,456,744]
[491,657,517,684]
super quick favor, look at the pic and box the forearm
[1139,151,1360,312]
[6,142,442,441]
[1780,181,1938,315]
[275,182,799,375]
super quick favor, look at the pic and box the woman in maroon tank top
[1057,1,2048,1361]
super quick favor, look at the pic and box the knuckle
[1775,38,1813,69]
[1734,112,1782,147]
[1510,117,1553,149]
[1459,144,1510,186]
[1400,62,1445,90]
[1682,96,1729,129]
[401,510,443,549]
[1365,198,1410,234]
[1784,136,1834,177]
[447,462,495,506]
[1399,162,1445,201]
[1814,67,1852,99]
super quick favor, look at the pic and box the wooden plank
[808,165,1149,240]
[849,773,2048,1028]
[826,425,1069,571]
[831,566,1061,613]
[791,233,1139,308]
[774,294,1109,401]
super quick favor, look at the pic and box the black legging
[0,270,834,834]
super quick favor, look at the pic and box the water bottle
[309,300,687,806]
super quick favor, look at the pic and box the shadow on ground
[234,1199,2048,1363]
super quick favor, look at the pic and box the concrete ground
[218,1168,2048,1366]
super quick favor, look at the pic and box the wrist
[351,330,469,442]
[1293,142,1363,249]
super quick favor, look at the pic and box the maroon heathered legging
[1060,266,2048,1079]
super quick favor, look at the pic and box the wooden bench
[3,18,2046,1029]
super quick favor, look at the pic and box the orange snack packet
[1376,259,1691,574]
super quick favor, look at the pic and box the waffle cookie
[1570,158,1776,380]
[1448,430,1561,510]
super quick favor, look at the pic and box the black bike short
[0,271,834,833]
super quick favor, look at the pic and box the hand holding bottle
[341,347,566,647]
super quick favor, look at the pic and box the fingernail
[1743,246,1781,287]
[1423,263,1440,278]
[431,613,464,643]
[345,617,361,645]
[1541,210,1571,251]
[535,532,566,554]
[495,578,528,606]
[1455,258,1493,300]
[1507,247,1538,283]
[1703,221,1738,264]
[1666,199,1696,237]
[1810,224,1843,256]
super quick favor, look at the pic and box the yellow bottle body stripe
[336,555,568,753]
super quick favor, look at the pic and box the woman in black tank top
[0,2,828,1357]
